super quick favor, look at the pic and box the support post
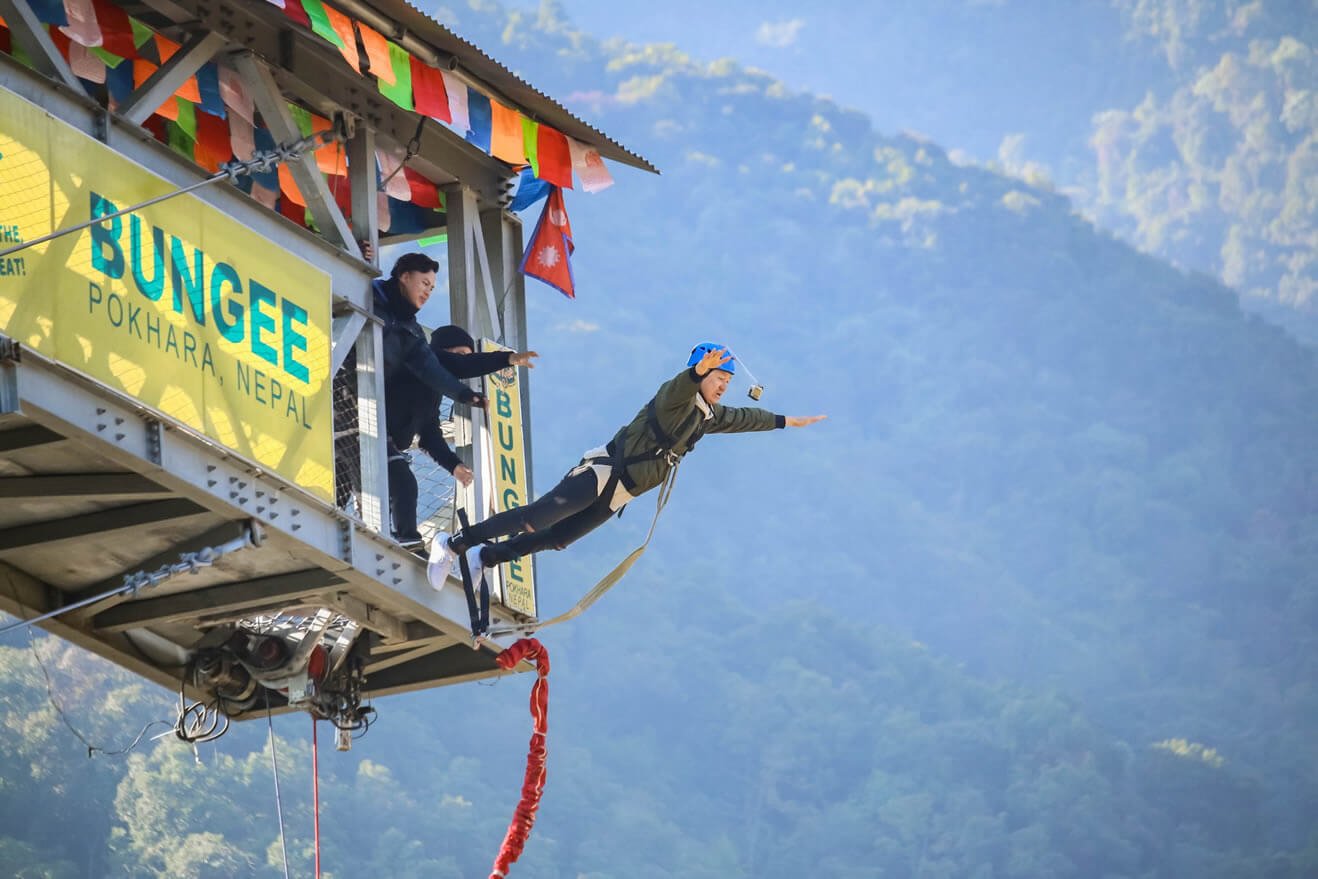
[347,126,379,271]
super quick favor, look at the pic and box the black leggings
[463,467,618,564]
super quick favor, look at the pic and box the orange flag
[355,21,394,85]
[489,100,523,163]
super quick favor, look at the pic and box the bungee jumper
[428,342,826,598]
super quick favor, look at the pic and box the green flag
[300,0,346,49]
[521,117,541,177]
[377,41,414,111]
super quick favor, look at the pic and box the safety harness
[456,508,491,639]
[455,394,707,642]
[590,397,708,511]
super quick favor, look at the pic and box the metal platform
[0,343,523,719]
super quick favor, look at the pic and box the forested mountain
[3,1,1318,877]
[500,0,1317,343]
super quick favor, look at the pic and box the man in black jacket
[375,253,484,549]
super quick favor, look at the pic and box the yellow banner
[0,89,333,500]
[481,340,536,617]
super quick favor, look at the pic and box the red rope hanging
[489,638,550,879]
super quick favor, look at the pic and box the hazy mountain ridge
[3,1,1318,877]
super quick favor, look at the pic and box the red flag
[520,187,574,299]
[194,109,231,173]
[410,54,450,122]
[401,165,440,209]
[281,0,311,28]
[536,125,572,189]
[91,0,134,58]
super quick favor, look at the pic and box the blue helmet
[687,342,736,375]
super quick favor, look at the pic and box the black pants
[388,453,421,541]
[464,467,619,564]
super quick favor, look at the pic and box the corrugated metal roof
[370,0,658,175]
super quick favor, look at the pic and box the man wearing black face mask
[374,253,485,550]
[418,324,539,488]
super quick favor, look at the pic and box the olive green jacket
[607,367,783,495]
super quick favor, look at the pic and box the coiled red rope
[490,638,550,879]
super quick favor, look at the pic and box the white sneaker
[465,545,486,590]
[426,532,457,590]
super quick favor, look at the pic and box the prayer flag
[536,125,572,189]
[69,41,106,82]
[251,179,280,210]
[356,21,393,85]
[60,0,101,48]
[299,0,344,48]
[489,100,522,163]
[377,40,413,110]
[218,65,254,123]
[281,0,310,29]
[402,166,440,209]
[31,0,68,27]
[196,62,224,117]
[440,69,467,131]
[91,0,133,57]
[568,137,614,193]
[194,109,231,173]
[278,163,306,206]
[155,36,201,102]
[520,116,539,176]
[375,147,411,200]
[465,89,491,152]
[520,186,574,299]
[323,4,359,72]
[410,55,449,122]
[173,97,197,139]
[228,111,255,160]
[509,166,550,211]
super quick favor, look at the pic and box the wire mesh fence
[332,334,471,544]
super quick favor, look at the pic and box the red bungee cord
[489,638,550,879]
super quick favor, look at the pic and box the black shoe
[397,534,425,552]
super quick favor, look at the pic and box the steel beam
[9,347,517,647]
[117,31,226,125]
[362,635,456,674]
[0,498,205,552]
[230,52,361,256]
[0,425,66,453]
[0,0,79,89]
[92,567,344,632]
[361,641,504,696]
[0,473,169,499]
[68,518,250,606]
[330,310,368,375]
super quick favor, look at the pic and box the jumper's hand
[509,350,539,368]
[785,415,827,428]
[453,464,474,487]
[695,346,733,376]
[467,392,487,409]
